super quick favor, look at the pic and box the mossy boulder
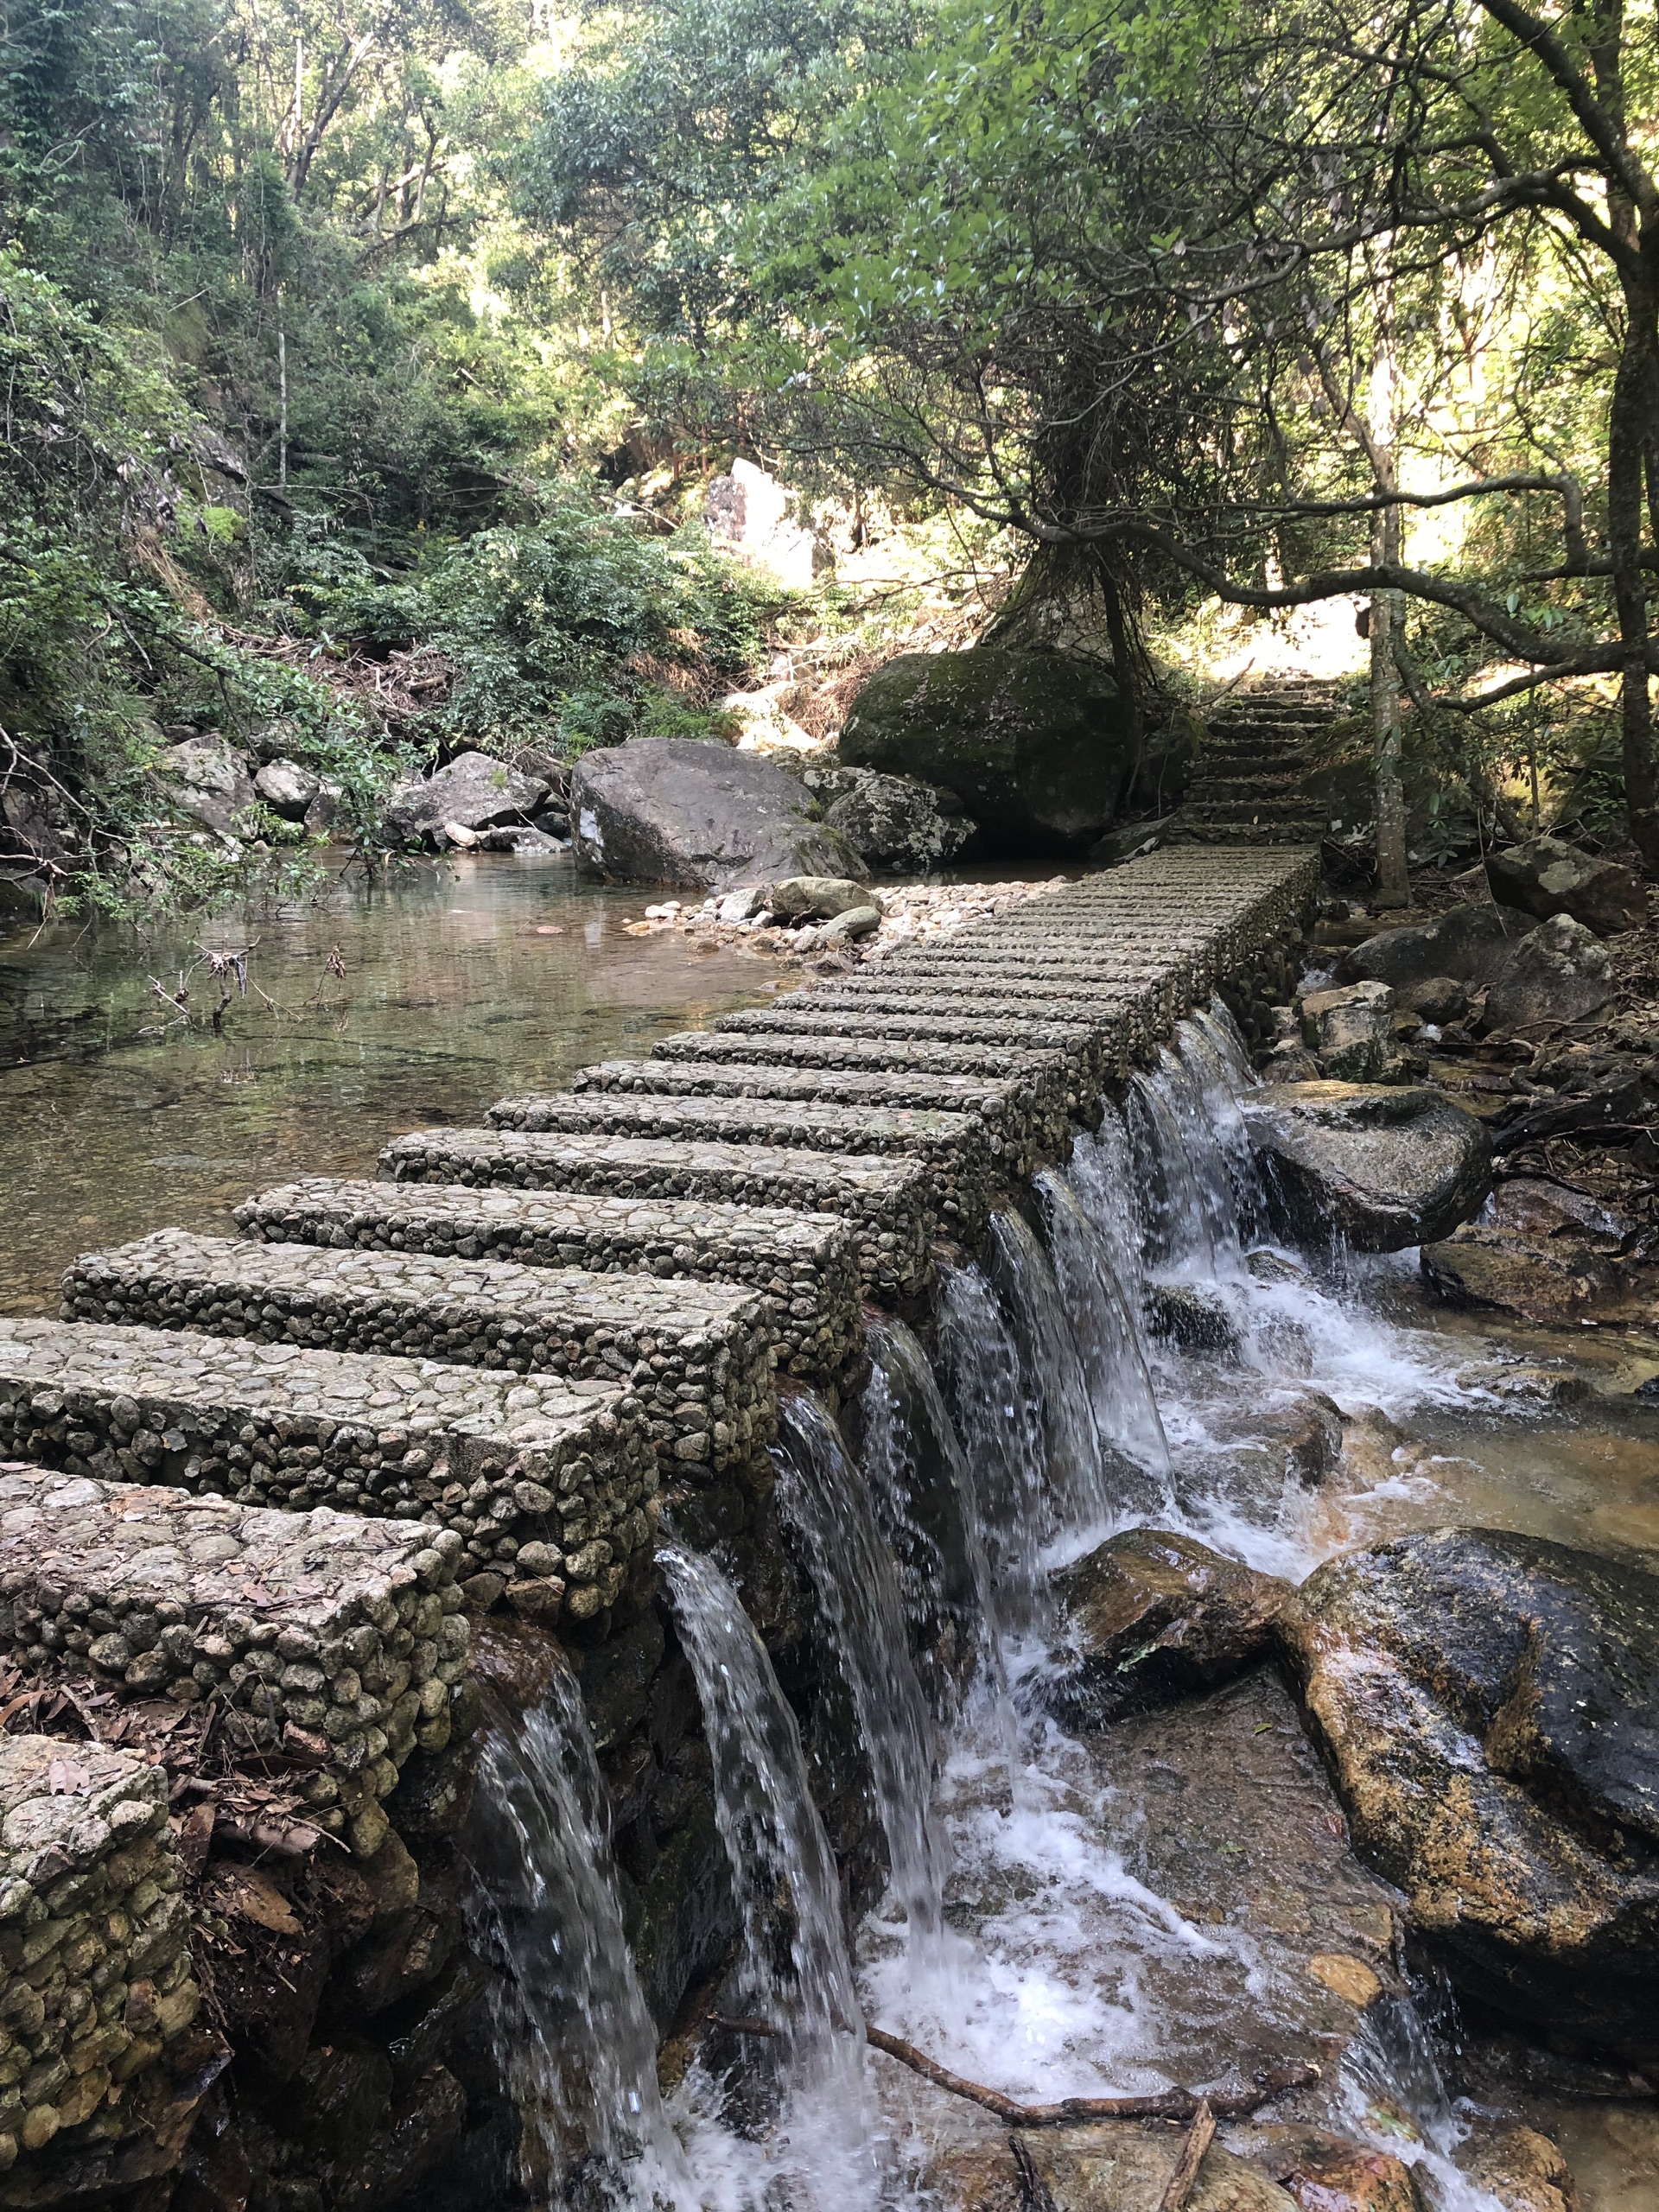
[838,648,1135,854]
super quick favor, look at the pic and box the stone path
[0,842,1318,2181]
[1169,681,1339,844]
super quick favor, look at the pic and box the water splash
[471,1675,696,2210]
[772,1392,948,1956]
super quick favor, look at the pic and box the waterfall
[1174,1014,1265,1243]
[472,1676,695,2210]
[1138,1046,1242,1273]
[1126,1066,1219,1276]
[985,1206,1108,1533]
[1065,1100,1147,1306]
[658,1544,862,2087]
[1192,997,1258,1091]
[1033,1168,1171,1494]
[935,1261,1049,1636]
[772,1392,948,1955]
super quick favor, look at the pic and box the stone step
[712,1002,1122,1083]
[783,980,1174,1049]
[0,1318,654,1625]
[377,1130,934,1300]
[0,1728,200,2145]
[651,1030,1093,1128]
[481,1091,994,1233]
[234,1179,861,1385]
[569,1057,1068,1173]
[61,1229,775,1484]
[0,1462,469,1841]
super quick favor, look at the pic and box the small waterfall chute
[986,1206,1106,1531]
[1034,1167,1171,1497]
[935,1260,1049,1637]
[471,1675,696,2209]
[772,1391,948,1955]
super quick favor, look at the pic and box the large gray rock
[838,647,1134,854]
[153,736,256,837]
[1485,834,1647,937]
[1484,912,1616,1032]
[1240,1081,1491,1250]
[1341,901,1535,989]
[254,758,321,821]
[1279,1528,1659,2060]
[1299,981,1400,1081]
[384,751,548,846]
[570,739,861,892]
[820,768,977,872]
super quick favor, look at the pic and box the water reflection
[0,853,761,1311]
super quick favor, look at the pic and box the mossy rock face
[839,648,1135,854]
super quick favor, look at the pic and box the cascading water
[1033,1167,1170,1497]
[1064,1100,1147,1305]
[771,1391,948,1955]
[1136,1045,1243,1273]
[933,1261,1049,1637]
[985,1206,1107,1530]
[471,1675,694,2210]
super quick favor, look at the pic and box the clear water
[0,852,760,1312]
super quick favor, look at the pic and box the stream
[4,861,1656,2212]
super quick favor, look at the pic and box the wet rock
[1046,1529,1293,1721]
[1456,2125,1581,2212]
[384,751,548,847]
[352,2060,467,2209]
[333,1907,454,2016]
[1300,982,1402,1083]
[1243,2126,1425,2212]
[925,2123,1302,2212]
[1453,1363,1592,1405]
[1147,1281,1243,1356]
[1421,1225,1621,1325]
[768,874,879,923]
[1491,1067,1659,1154]
[1394,974,1468,1026]
[1278,1527,1659,2060]
[570,739,861,891]
[253,759,321,821]
[1089,814,1175,866]
[1485,835,1647,938]
[1240,1083,1492,1251]
[819,768,979,872]
[153,737,256,837]
[1484,914,1615,1033]
[839,647,1135,855]
[1341,904,1534,990]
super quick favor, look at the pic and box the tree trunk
[1609,302,1659,875]
[1369,316,1411,907]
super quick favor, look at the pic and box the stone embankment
[0,843,1319,2207]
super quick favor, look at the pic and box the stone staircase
[1169,679,1344,845]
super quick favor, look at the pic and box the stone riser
[60,1230,776,1485]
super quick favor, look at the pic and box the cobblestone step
[376,1130,934,1300]
[0,1318,654,1626]
[233,1179,861,1384]
[61,1229,775,1484]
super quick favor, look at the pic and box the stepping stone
[714,1002,1121,1082]
[234,1179,861,1384]
[569,1058,1068,1173]
[0,1317,653,1623]
[62,1228,776,1481]
[0,1461,470,1838]
[0,1729,200,2138]
[481,1093,995,1234]
[377,1130,934,1300]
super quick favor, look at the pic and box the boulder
[1300,982,1400,1081]
[767,874,880,922]
[926,2123,1301,2212]
[1088,815,1176,867]
[1485,835,1647,937]
[153,737,256,837]
[1244,2127,1427,2212]
[821,768,978,873]
[1278,1527,1659,2059]
[838,647,1135,854]
[1421,1224,1622,1325]
[1240,1083,1492,1251]
[1484,913,1616,1033]
[1046,1528,1293,1723]
[384,750,548,846]
[1341,904,1534,990]
[569,739,861,892]
[1394,974,1468,1025]
[253,759,321,821]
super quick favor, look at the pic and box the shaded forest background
[1,0,1655,911]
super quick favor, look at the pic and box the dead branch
[1156,2097,1217,2212]
[1009,2133,1058,2212]
[708,2017,1318,2126]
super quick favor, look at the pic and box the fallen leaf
[176,1801,216,1878]
[216,1866,301,1936]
